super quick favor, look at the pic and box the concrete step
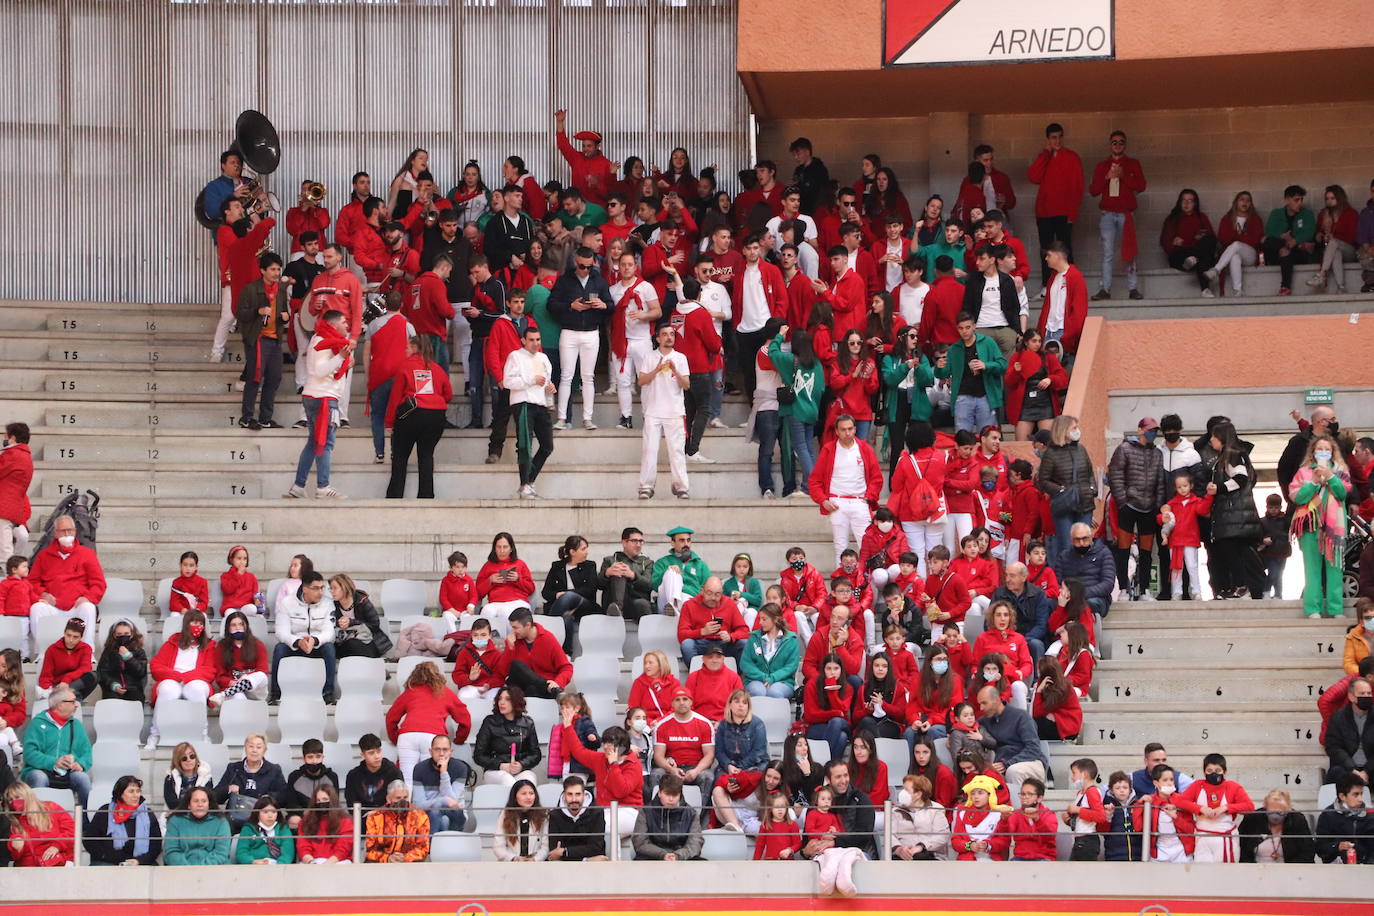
[1092,671,1335,704]
[1103,599,1350,621]
[1079,707,1317,746]
[1041,746,1325,796]
[1099,627,1348,662]
[20,340,248,365]
[1076,262,1364,301]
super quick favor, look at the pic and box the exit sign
[1305,388,1334,405]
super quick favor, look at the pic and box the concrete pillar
[927,111,970,204]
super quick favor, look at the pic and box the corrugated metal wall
[0,0,750,303]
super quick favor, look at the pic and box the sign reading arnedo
[884,0,1114,68]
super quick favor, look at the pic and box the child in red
[439,550,478,633]
[1025,540,1060,599]
[943,432,981,545]
[1172,753,1253,863]
[804,784,864,896]
[1007,777,1058,861]
[971,466,1010,568]
[1157,474,1216,601]
[1049,579,1096,647]
[949,534,997,617]
[881,625,919,689]
[169,550,210,619]
[757,584,800,634]
[1054,620,1095,699]
[1062,758,1109,859]
[938,623,975,684]
[780,547,827,641]
[220,545,259,615]
[1004,459,1044,567]
[1133,765,1196,863]
[919,545,971,626]
[0,555,35,621]
[829,551,874,613]
[38,618,94,699]
[753,792,801,860]
[951,774,1012,861]
[891,552,923,601]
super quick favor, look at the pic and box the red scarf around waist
[612,277,645,370]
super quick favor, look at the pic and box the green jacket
[525,282,561,351]
[917,239,969,282]
[235,822,296,864]
[880,353,935,422]
[767,333,824,424]
[163,813,232,865]
[21,709,92,780]
[739,630,801,685]
[562,202,608,230]
[1264,206,1316,245]
[934,333,1007,409]
[652,551,711,596]
[722,575,764,611]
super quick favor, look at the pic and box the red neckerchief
[380,245,411,293]
[310,322,352,455]
[612,276,645,368]
[111,801,139,825]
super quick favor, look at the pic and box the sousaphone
[194,109,282,229]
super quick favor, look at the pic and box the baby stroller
[1344,513,1371,599]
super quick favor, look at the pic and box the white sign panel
[884,0,1114,68]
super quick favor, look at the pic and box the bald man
[676,576,748,666]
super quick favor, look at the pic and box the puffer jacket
[1107,436,1165,511]
[472,713,542,773]
[1036,442,1096,515]
[1199,444,1262,542]
[332,590,393,656]
[275,586,335,646]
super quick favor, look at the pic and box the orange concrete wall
[1067,314,1374,467]
[738,0,1374,72]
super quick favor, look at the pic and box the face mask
[1328,421,1340,435]
[983,670,999,682]
[1157,785,1175,797]
[1143,430,1158,445]
[630,718,648,733]
[230,630,246,642]
[303,763,322,775]
[1074,544,1092,556]
[897,789,914,808]
[931,659,949,676]
[57,535,75,548]
[1072,778,1084,790]
[1163,432,1181,443]
[472,638,490,650]
[1357,696,1373,712]
[188,623,205,638]
[981,480,996,491]
[1205,772,1224,786]
[1315,450,1332,463]
[876,521,894,533]
[789,559,806,571]
[1267,810,1287,825]
[1068,428,1081,442]
[116,634,133,646]
[1364,618,1374,630]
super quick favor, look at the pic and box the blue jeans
[546,591,600,654]
[27,768,91,809]
[427,806,467,834]
[1099,210,1137,291]
[807,716,851,762]
[904,723,948,757]
[954,395,995,433]
[680,638,744,667]
[854,419,872,442]
[370,379,393,459]
[468,336,487,422]
[787,417,816,487]
[294,397,336,488]
[746,680,794,699]
[269,640,338,700]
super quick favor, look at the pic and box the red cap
[1137,417,1160,430]
[671,687,693,701]
[573,130,602,143]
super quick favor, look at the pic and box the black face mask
[1073,544,1092,556]
[1328,421,1340,435]
[1357,696,1373,712]
[116,634,133,646]
[1163,432,1182,443]
[231,631,247,641]
[1205,772,1224,786]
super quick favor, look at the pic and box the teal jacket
[235,822,296,864]
[163,813,232,865]
[935,333,1007,409]
[880,353,935,422]
[767,332,824,424]
[723,576,764,610]
[1264,206,1316,245]
[21,709,92,781]
[739,630,801,686]
[917,239,969,282]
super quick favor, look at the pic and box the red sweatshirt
[825,357,879,422]
[439,573,477,613]
[1031,684,1082,739]
[942,454,980,515]
[951,806,1011,861]
[29,541,106,610]
[921,570,972,623]
[1218,211,1264,249]
[676,595,749,645]
[219,568,259,611]
[7,802,75,867]
[802,677,855,724]
[38,639,92,690]
[0,687,25,731]
[973,628,1032,682]
[285,205,330,253]
[888,448,948,524]
[1048,606,1096,647]
[217,218,276,302]
[821,270,867,342]
[1174,779,1254,820]
[1133,796,1196,858]
[911,763,958,809]
[501,623,573,688]
[483,315,539,387]
[384,685,472,744]
[1005,479,1047,544]
[450,640,505,691]
[1160,212,1216,254]
[0,576,35,616]
[475,560,534,605]
[556,133,617,206]
[859,525,909,575]
[685,665,743,722]
[565,724,643,807]
[627,673,683,724]
[169,574,209,615]
[1159,493,1214,549]
[919,275,965,347]
[905,678,963,729]
[1026,564,1060,600]
[642,239,692,303]
[1066,784,1109,832]
[950,556,998,596]
[1026,148,1085,221]
[409,271,455,337]
[808,438,883,514]
[753,818,801,860]
[213,640,268,691]
[1006,806,1059,860]
[1058,646,1094,700]
[885,647,919,689]
[802,624,866,681]
[149,636,218,686]
[386,355,454,425]
[297,819,354,862]
[667,303,722,374]
[1089,155,1147,214]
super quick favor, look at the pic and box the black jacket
[1036,442,1097,515]
[472,713,542,773]
[419,228,474,302]
[84,801,163,865]
[962,270,1022,330]
[235,278,292,344]
[333,590,393,656]
[283,763,340,813]
[1200,445,1262,541]
[1055,540,1117,601]
[483,210,535,271]
[1237,811,1316,863]
[1324,705,1374,774]
[1108,436,1166,511]
[1277,430,1314,505]
[830,785,877,857]
[542,559,599,607]
[548,267,615,333]
[95,646,148,704]
[1315,804,1374,863]
[344,758,405,810]
[547,804,607,860]
[214,758,287,806]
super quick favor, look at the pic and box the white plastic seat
[807,738,833,766]
[576,616,627,657]
[194,742,229,778]
[160,616,180,642]
[635,616,679,659]
[682,785,702,808]
[276,698,328,745]
[963,611,985,642]
[92,698,145,744]
[700,826,749,860]
[353,581,376,601]
[533,614,565,647]
[430,830,482,862]
[572,656,621,697]
[320,741,356,775]
[264,578,287,615]
[333,697,386,744]
[934,735,955,772]
[462,696,492,733]
[33,786,75,814]
[630,653,682,681]
[266,743,293,769]
[33,615,69,655]
[208,581,224,614]
[218,613,268,643]
[0,617,24,654]
[380,578,428,618]
[100,577,145,620]
[537,783,562,807]
[88,740,142,782]
[336,656,386,701]
[524,697,560,738]
[688,655,738,673]
[394,654,452,687]
[276,657,326,698]
[1317,783,1371,809]
[875,737,910,789]
[154,700,207,747]
[217,699,268,745]
[751,697,793,745]
[397,615,445,642]
[470,784,510,834]
[583,693,616,731]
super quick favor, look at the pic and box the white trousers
[828,498,872,566]
[397,730,440,788]
[1169,546,1201,600]
[482,599,530,637]
[1191,819,1239,863]
[640,415,689,493]
[483,768,536,786]
[558,330,600,423]
[1212,242,1257,293]
[944,512,975,553]
[901,520,945,576]
[1319,239,1355,282]
[615,339,653,418]
[657,566,684,614]
[30,600,96,651]
[156,678,212,704]
[449,307,472,379]
[213,285,235,359]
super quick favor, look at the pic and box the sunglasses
[181,754,197,762]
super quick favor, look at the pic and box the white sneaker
[553,420,571,431]
[1136,591,1156,602]
[234,380,246,392]
[1200,289,1215,298]
[687,452,716,464]
[707,418,727,429]
[1181,256,1198,271]
[638,488,654,499]
[582,419,598,430]
[737,421,751,429]
[1033,288,1047,299]
[673,488,690,499]
[1306,273,1326,288]
[208,692,226,708]
[316,486,346,499]
[283,484,306,499]
[762,489,776,499]
[209,351,224,364]
[1204,268,1220,297]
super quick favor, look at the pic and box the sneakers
[1033,287,1047,300]
[1200,288,1215,298]
[1136,591,1156,602]
[238,417,261,430]
[234,380,246,392]
[1204,268,1221,296]
[485,453,500,464]
[316,486,346,499]
[292,418,309,429]
[259,420,283,429]
[553,420,571,431]
[672,487,689,499]
[720,821,743,834]
[518,484,537,499]
[208,692,226,708]
[606,602,622,618]
[1181,256,1198,271]
[687,452,716,464]
[638,488,654,499]
[707,417,727,429]
[284,484,307,499]
[785,489,807,498]
[1306,272,1326,288]
[209,351,224,364]
[338,419,351,428]
[375,454,386,464]
[582,419,598,430]
[1279,287,1292,296]
[762,489,776,499]
[618,416,633,430]
[1128,289,1144,301]
[1092,289,1111,301]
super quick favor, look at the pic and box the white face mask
[1068,428,1081,442]
[57,535,75,548]
[1315,450,1332,464]
[897,789,915,808]
[1157,785,1175,797]
[630,718,648,733]
[876,521,894,533]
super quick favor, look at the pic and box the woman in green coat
[1287,434,1350,618]
[740,604,801,699]
[880,324,935,477]
[769,327,825,496]
[162,786,232,865]
[235,796,296,865]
